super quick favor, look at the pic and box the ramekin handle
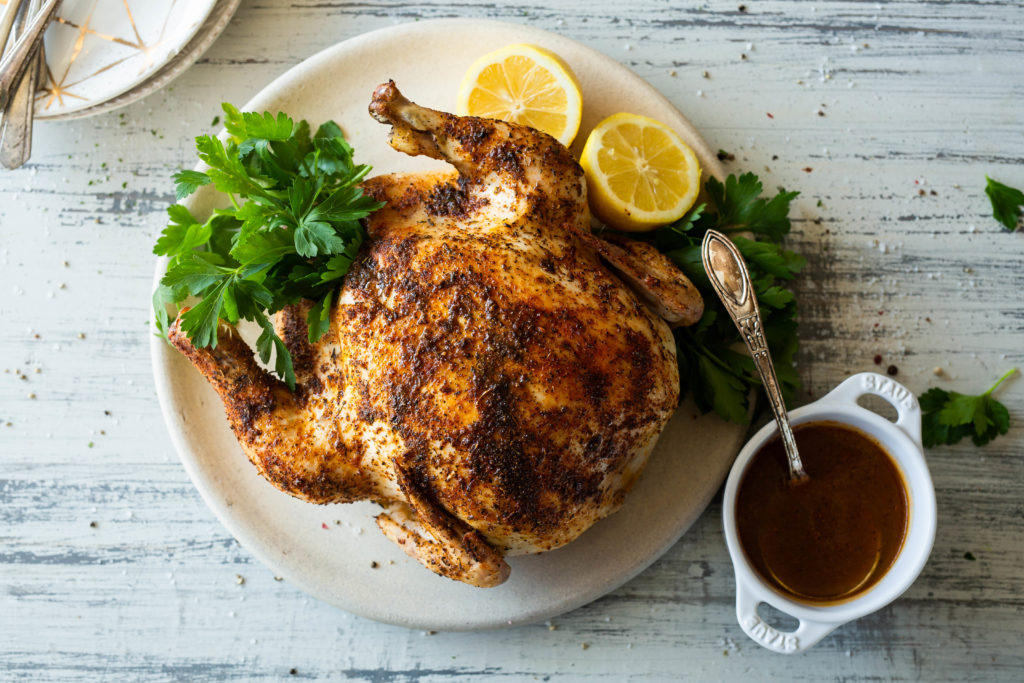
[736,581,839,654]
[817,372,922,450]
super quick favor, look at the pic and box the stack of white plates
[34,0,240,120]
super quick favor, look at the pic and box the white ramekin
[722,372,937,653]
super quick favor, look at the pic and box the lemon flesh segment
[581,113,701,232]
[457,44,583,147]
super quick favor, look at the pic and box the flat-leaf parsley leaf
[984,176,1024,231]
[152,103,385,389]
[920,369,1015,447]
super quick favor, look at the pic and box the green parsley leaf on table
[920,368,1016,448]
[643,172,803,423]
[152,102,385,389]
[984,176,1024,231]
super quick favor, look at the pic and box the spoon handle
[701,229,807,481]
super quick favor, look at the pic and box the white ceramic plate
[37,0,240,121]
[151,18,743,631]
[34,0,217,118]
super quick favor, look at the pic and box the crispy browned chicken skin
[170,82,703,587]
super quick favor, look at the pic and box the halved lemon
[580,112,701,232]
[457,43,583,147]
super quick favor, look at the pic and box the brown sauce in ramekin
[736,421,908,604]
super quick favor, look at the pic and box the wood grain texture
[1,0,1022,680]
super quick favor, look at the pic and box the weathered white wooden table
[2,1,1022,680]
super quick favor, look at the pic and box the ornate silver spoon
[702,229,808,483]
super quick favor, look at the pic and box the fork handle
[0,0,57,109]
[0,42,40,168]
[0,0,26,52]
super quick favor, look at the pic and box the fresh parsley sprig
[152,103,385,389]
[644,172,804,423]
[921,369,1016,448]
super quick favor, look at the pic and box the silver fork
[0,0,27,51]
[0,0,59,169]
[1,0,40,168]
[0,0,53,106]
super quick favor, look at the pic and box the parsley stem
[985,368,1018,396]
[678,330,743,376]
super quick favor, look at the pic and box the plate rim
[151,17,739,631]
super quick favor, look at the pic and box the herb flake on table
[152,103,384,389]
[920,368,1016,448]
[644,172,804,423]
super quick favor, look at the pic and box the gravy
[735,421,908,604]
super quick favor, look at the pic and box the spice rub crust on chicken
[169,81,703,587]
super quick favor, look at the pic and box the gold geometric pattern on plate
[31,0,214,115]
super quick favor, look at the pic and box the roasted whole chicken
[170,82,703,587]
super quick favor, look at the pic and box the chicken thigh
[169,82,703,587]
